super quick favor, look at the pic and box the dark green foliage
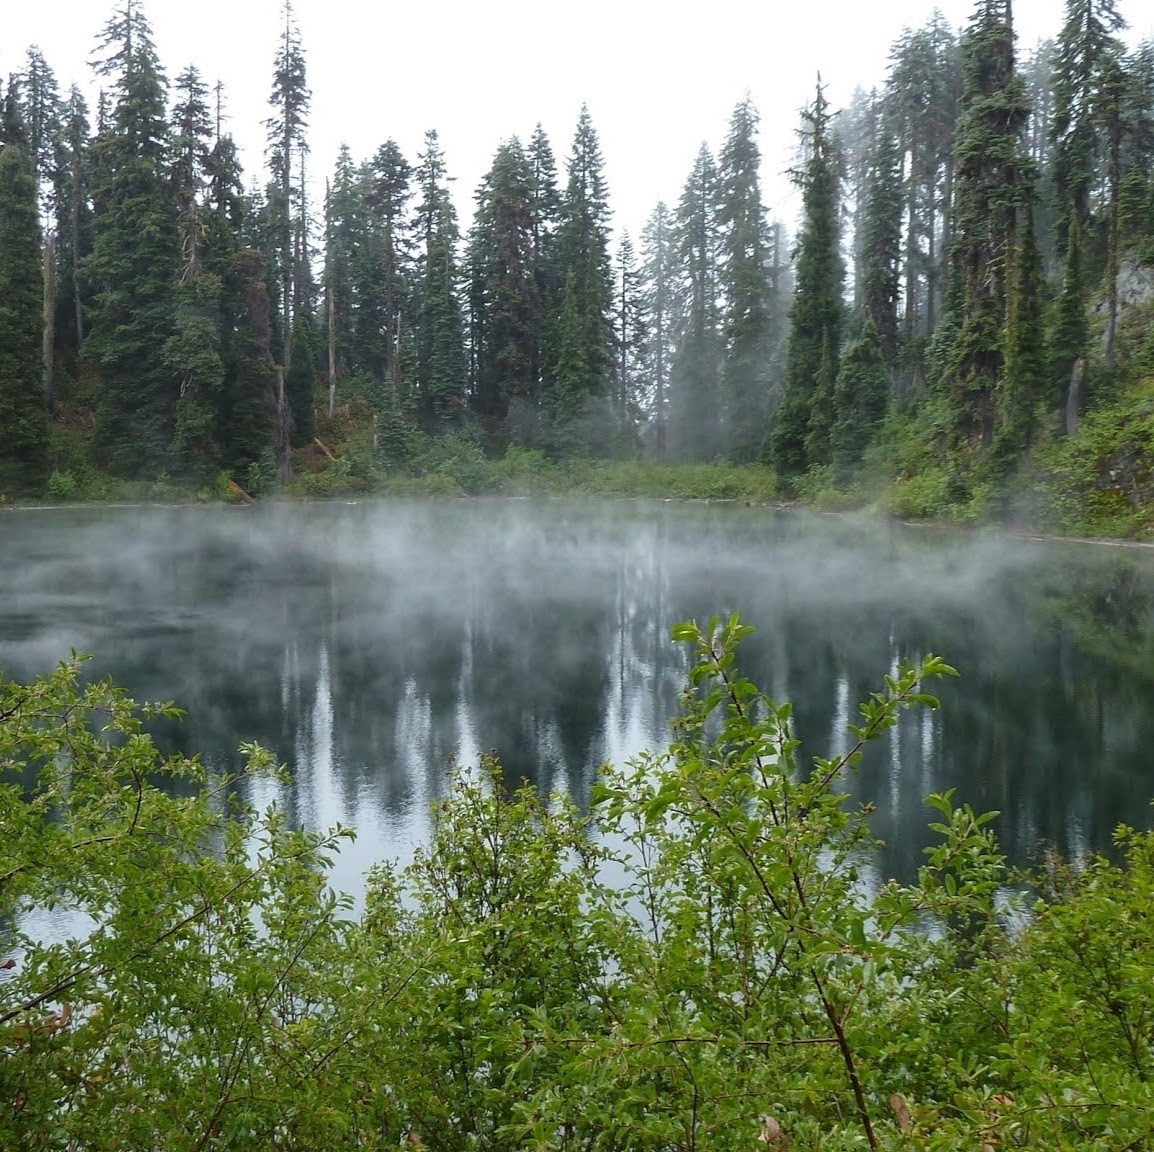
[83,0,180,477]
[858,118,903,361]
[1048,210,1090,409]
[718,97,775,462]
[640,202,676,457]
[264,0,311,406]
[933,0,1031,449]
[0,143,48,495]
[15,46,59,197]
[612,230,647,445]
[359,139,415,396]
[415,132,466,434]
[51,86,94,374]
[886,14,962,338]
[285,311,318,444]
[772,83,843,479]
[165,274,225,481]
[549,106,613,449]
[1050,0,1126,252]
[995,205,1048,465]
[668,144,723,461]
[468,138,539,429]
[832,318,890,472]
[220,248,278,479]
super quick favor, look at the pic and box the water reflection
[2,500,1154,889]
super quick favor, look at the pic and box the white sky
[4,0,1153,243]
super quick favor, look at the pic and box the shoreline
[6,489,1154,552]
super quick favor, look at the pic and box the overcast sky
[4,0,1153,243]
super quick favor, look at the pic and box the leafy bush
[5,621,1154,1148]
[45,470,77,502]
[1030,378,1154,537]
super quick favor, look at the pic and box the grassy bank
[21,379,1154,542]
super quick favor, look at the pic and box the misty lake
[3,499,1154,900]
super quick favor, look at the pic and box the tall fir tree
[1050,0,1126,254]
[831,318,889,474]
[82,0,180,476]
[1048,209,1090,415]
[360,139,414,404]
[669,143,723,461]
[995,202,1047,465]
[771,82,844,479]
[323,145,358,411]
[886,17,962,339]
[858,116,904,363]
[934,0,1031,450]
[414,130,466,433]
[469,138,539,432]
[640,201,676,457]
[612,230,647,445]
[164,66,224,480]
[264,0,311,469]
[550,106,613,448]
[51,86,93,395]
[717,96,774,461]
[0,140,48,495]
[526,124,561,402]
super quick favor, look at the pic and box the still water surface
[3,499,1154,896]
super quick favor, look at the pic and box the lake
[3,499,1154,899]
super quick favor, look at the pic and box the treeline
[0,0,1153,503]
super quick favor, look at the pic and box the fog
[3,499,1154,892]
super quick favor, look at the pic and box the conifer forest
[0,0,1150,531]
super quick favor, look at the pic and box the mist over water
[3,499,1154,895]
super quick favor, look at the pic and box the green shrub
[6,623,1154,1147]
[1030,378,1154,537]
[45,470,77,502]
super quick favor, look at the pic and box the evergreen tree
[935,0,1031,450]
[165,66,223,480]
[323,146,357,412]
[771,83,844,478]
[469,138,539,431]
[640,201,676,457]
[995,202,1047,465]
[203,121,277,482]
[886,17,962,338]
[2,79,28,151]
[360,140,414,402]
[1050,0,1126,253]
[858,117,903,362]
[83,0,180,476]
[613,230,647,445]
[16,47,59,205]
[717,96,774,461]
[526,124,561,400]
[669,143,723,461]
[221,248,279,486]
[1048,209,1090,413]
[51,86,93,383]
[550,106,613,445]
[551,269,590,440]
[264,0,311,469]
[285,311,318,444]
[414,130,465,433]
[0,141,48,495]
[1097,48,1127,369]
[831,318,888,474]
